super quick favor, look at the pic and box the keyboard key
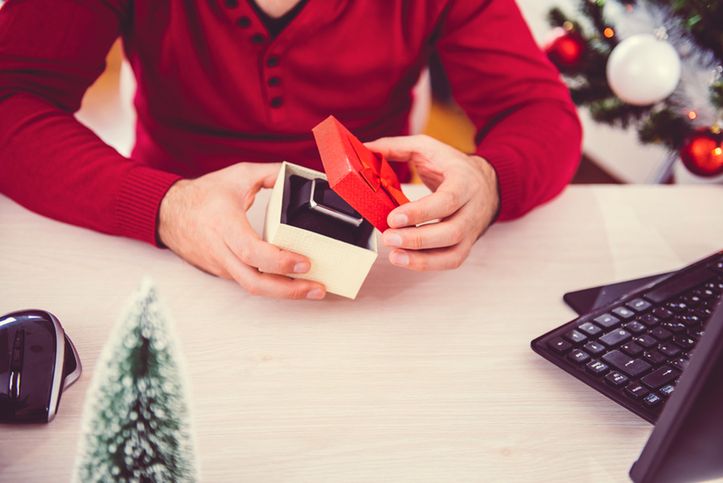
[600,329,631,347]
[661,321,686,334]
[653,307,674,320]
[612,306,636,319]
[643,393,662,407]
[643,350,667,365]
[625,383,649,399]
[583,341,606,355]
[547,337,572,354]
[623,321,646,334]
[627,298,652,312]
[659,384,675,396]
[672,335,696,350]
[635,334,658,348]
[578,322,602,336]
[650,327,672,341]
[697,306,714,319]
[677,314,701,327]
[700,297,715,308]
[605,371,628,387]
[586,360,609,376]
[643,266,715,303]
[568,349,590,364]
[658,343,681,357]
[564,330,587,344]
[594,313,620,329]
[639,314,660,327]
[621,341,643,357]
[602,350,652,377]
[666,301,688,313]
[641,366,680,389]
[670,356,690,371]
[704,281,722,294]
[683,294,702,307]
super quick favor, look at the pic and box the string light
[563,21,574,32]
[603,27,615,39]
[688,111,698,120]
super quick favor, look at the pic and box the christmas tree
[543,0,723,179]
[74,279,197,483]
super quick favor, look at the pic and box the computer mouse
[0,310,81,423]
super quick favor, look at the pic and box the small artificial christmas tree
[543,0,723,179]
[74,279,197,483]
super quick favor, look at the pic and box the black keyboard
[532,251,723,423]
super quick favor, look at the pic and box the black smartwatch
[284,175,373,247]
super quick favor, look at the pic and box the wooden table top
[1,185,721,482]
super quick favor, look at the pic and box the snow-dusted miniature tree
[74,279,197,483]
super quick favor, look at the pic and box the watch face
[312,179,361,219]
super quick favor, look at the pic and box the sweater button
[266,56,280,67]
[268,76,281,87]
[236,16,251,28]
[270,97,284,108]
[251,33,266,44]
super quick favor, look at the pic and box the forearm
[476,99,582,220]
[0,93,181,244]
[436,0,583,221]
[0,0,178,244]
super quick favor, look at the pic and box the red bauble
[679,128,723,177]
[544,27,586,70]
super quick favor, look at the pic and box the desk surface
[1,185,721,482]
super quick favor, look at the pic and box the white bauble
[606,34,681,106]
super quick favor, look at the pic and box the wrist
[157,179,191,249]
[469,154,501,225]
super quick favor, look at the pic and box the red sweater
[0,0,581,246]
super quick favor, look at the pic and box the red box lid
[312,116,409,232]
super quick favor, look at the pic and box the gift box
[262,116,409,299]
[263,162,378,299]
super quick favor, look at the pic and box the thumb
[243,162,282,190]
[365,135,435,162]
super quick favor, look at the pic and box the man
[0,0,582,300]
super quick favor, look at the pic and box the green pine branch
[643,0,723,60]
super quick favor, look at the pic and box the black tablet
[563,272,673,315]
[629,298,723,483]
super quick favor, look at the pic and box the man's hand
[158,163,326,299]
[365,135,499,271]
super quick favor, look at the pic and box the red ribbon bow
[350,138,409,207]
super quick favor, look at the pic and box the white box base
[263,162,378,299]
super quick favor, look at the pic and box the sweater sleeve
[0,0,181,245]
[435,0,583,220]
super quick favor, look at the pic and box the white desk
[1,185,721,482]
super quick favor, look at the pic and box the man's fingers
[387,243,471,272]
[364,135,440,162]
[221,247,326,300]
[387,175,470,228]
[382,215,466,250]
[237,162,282,190]
[225,223,311,275]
